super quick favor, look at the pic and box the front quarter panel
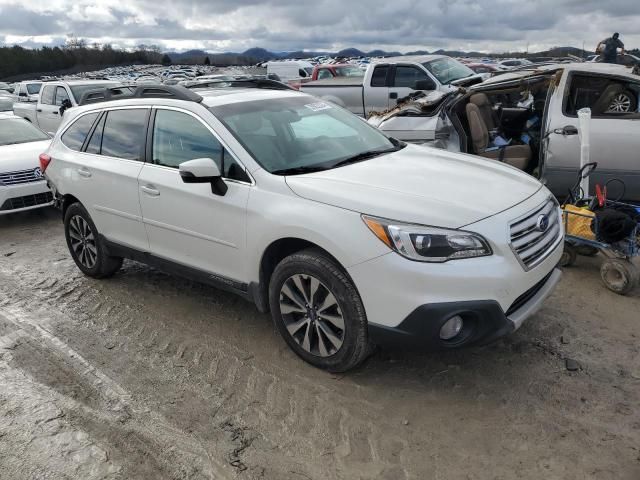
[245,169,390,284]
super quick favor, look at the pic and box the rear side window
[370,66,389,87]
[61,113,99,151]
[40,85,55,105]
[85,114,105,154]
[100,109,148,161]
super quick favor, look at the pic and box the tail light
[39,153,52,173]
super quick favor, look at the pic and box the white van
[266,61,314,82]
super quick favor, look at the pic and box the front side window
[393,66,430,88]
[152,109,249,182]
[55,87,70,106]
[40,85,55,105]
[61,112,99,151]
[100,109,148,161]
[211,96,400,175]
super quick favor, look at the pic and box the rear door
[137,107,251,282]
[363,64,391,115]
[37,84,62,134]
[64,107,150,250]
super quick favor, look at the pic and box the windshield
[211,96,399,175]
[423,58,475,85]
[304,67,314,75]
[335,66,364,77]
[70,83,120,102]
[0,118,50,146]
[27,83,42,95]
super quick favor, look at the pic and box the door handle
[77,168,92,178]
[389,92,398,99]
[36,108,42,112]
[53,111,59,115]
[140,185,160,197]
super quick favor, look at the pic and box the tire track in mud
[0,257,413,479]
[0,304,233,480]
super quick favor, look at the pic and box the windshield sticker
[304,102,332,112]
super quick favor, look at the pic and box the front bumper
[367,269,562,349]
[0,181,53,215]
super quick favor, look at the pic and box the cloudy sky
[0,0,638,53]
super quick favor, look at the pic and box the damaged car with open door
[369,63,640,202]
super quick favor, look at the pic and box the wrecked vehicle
[301,55,483,117]
[369,63,640,201]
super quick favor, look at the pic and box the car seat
[466,102,531,170]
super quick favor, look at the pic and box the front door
[137,108,251,282]
[388,65,435,108]
[37,84,63,135]
[544,72,640,201]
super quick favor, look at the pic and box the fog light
[440,315,463,340]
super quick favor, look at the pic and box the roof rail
[184,78,296,91]
[78,84,204,106]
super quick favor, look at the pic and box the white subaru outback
[42,84,564,372]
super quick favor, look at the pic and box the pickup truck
[300,55,483,117]
[14,80,119,134]
[13,81,43,102]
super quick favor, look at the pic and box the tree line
[0,39,163,80]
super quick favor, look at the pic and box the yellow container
[562,204,596,240]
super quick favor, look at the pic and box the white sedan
[0,116,53,215]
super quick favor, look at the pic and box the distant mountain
[336,48,367,57]
[242,48,278,61]
[367,50,402,57]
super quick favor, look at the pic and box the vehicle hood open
[285,144,543,229]
[0,140,51,174]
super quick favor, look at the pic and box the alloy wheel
[68,215,98,269]
[607,93,632,113]
[279,274,345,357]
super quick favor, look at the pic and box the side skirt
[100,236,257,305]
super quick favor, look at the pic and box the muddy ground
[0,208,638,480]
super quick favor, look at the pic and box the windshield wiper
[329,145,404,169]
[271,165,329,176]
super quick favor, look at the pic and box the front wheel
[64,203,123,278]
[269,249,371,372]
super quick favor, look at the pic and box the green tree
[162,54,172,66]
[204,56,211,65]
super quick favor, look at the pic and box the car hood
[285,144,543,228]
[0,140,50,174]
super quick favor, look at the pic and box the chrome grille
[0,168,43,186]
[509,198,563,270]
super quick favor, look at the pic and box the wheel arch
[60,193,82,218]
[253,237,347,313]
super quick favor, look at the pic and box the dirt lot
[0,208,639,480]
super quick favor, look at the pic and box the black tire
[558,244,577,268]
[64,203,123,278]
[269,248,371,372]
[576,245,599,257]
[600,258,639,295]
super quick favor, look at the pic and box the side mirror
[413,79,436,91]
[60,98,72,116]
[179,158,228,196]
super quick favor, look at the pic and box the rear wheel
[600,258,639,295]
[269,249,370,372]
[64,203,123,278]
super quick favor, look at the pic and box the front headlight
[362,215,492,263]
